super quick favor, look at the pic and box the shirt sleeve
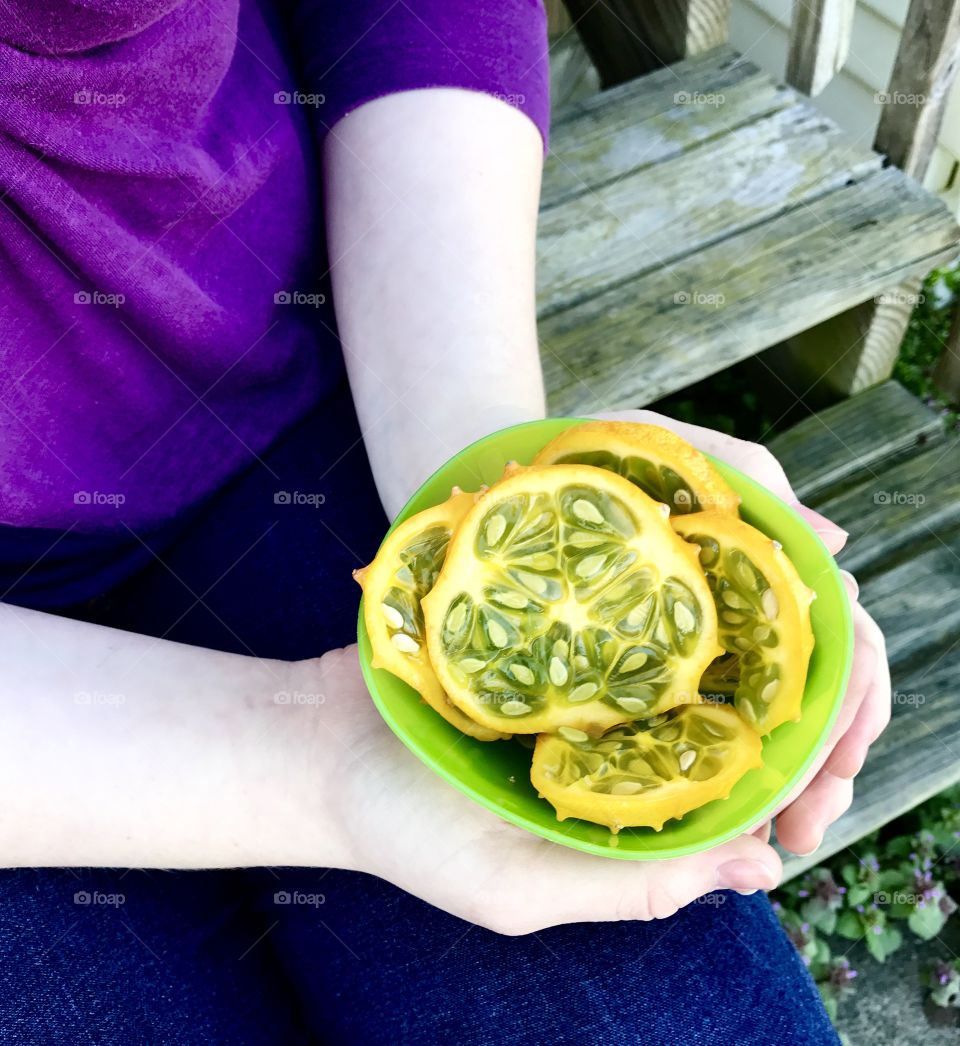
[290,0,550,148]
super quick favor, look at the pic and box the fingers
[793,504,849,555]
[775,771,854,856]
[825,604,891,777]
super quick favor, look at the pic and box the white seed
[734,636,752,651]
[752,625,771,642]
[487,619,509,648]
[552,639,569,660]
[722,611,746,626]
[515,571,549,596]
[673,602,696,632]
[573,498,604,525]
[620,651,648,673]
[446,602,467,632]
[761,589,780,621]
[518,552,555,571]
[569,682,598,703]
[510,664,535,686]
[493,590,528,609]
[391,632,420,655]
[760,679,781,703]
[381,603,404,630]
[558,726,589,743]
[702,720,725,738]
[573,654,590,670]
[646,714,668,727]
[679,750,697,773]
[575,553,606,579]
[611,781,646,795]
[549,657,569,687]
[460,658,486,673]
[615,697,649,714]
[626,603,651,627]
[739,699,757,722]
[722,589,751,610]
[500,699,532,716]
[567,531,605,548]
[485,513,507,547]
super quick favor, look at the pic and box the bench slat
[540,169,958,413]
[766,381,945,504]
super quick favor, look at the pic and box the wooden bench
[766,381,959,878]
[537,3,960,411]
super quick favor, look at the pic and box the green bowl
[358,418,854,860]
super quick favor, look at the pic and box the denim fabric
[0,386,838,1045]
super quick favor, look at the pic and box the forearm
[324,88,546,518]
[0,603,349,868]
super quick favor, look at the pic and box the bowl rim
[357,417,854,860]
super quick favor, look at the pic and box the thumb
[654,833,783,914]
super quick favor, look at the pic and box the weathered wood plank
[859,531,960,668]
[544,48,793,209]
[538,105,881,316]
[813,437,960,577]
[563,0,731,86]
[766,381,944,505]
[782,634,960,879]
[539,169,959,413]
[786,0,855,97]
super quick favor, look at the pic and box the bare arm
[324,88,546,518]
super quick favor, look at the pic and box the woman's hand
[305,646,781,935]
[598,410,892,857]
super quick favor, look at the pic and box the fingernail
[803,508,848,542]
[736,889,759,896]
[716,859,778,891]
[839,569,859,599]
[795,837,823,858]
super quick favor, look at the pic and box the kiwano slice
[421,464,721,735]
[534,421,740,516]
[672,513,815,735]
[355,488,507,741]
[531,703,763,832]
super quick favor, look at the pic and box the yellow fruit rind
[672,512,815,735]
[531,703,763,832]
[534,421,741,516]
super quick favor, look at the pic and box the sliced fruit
[421,463,721,735]
[534,421,740,516]
[700,652,741,698]
[531,703,763,832]
[672,513,815,735]
[355,488,506,741]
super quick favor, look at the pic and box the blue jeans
[0,384,838,1045]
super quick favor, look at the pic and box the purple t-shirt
[0,0,548,532]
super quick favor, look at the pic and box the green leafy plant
[771,782,960,1025]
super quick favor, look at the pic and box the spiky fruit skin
[672,512,815,735]
[355,488,507,741]
[532,703,763,832]
[534,421,741,517]
[422,463,722,735]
